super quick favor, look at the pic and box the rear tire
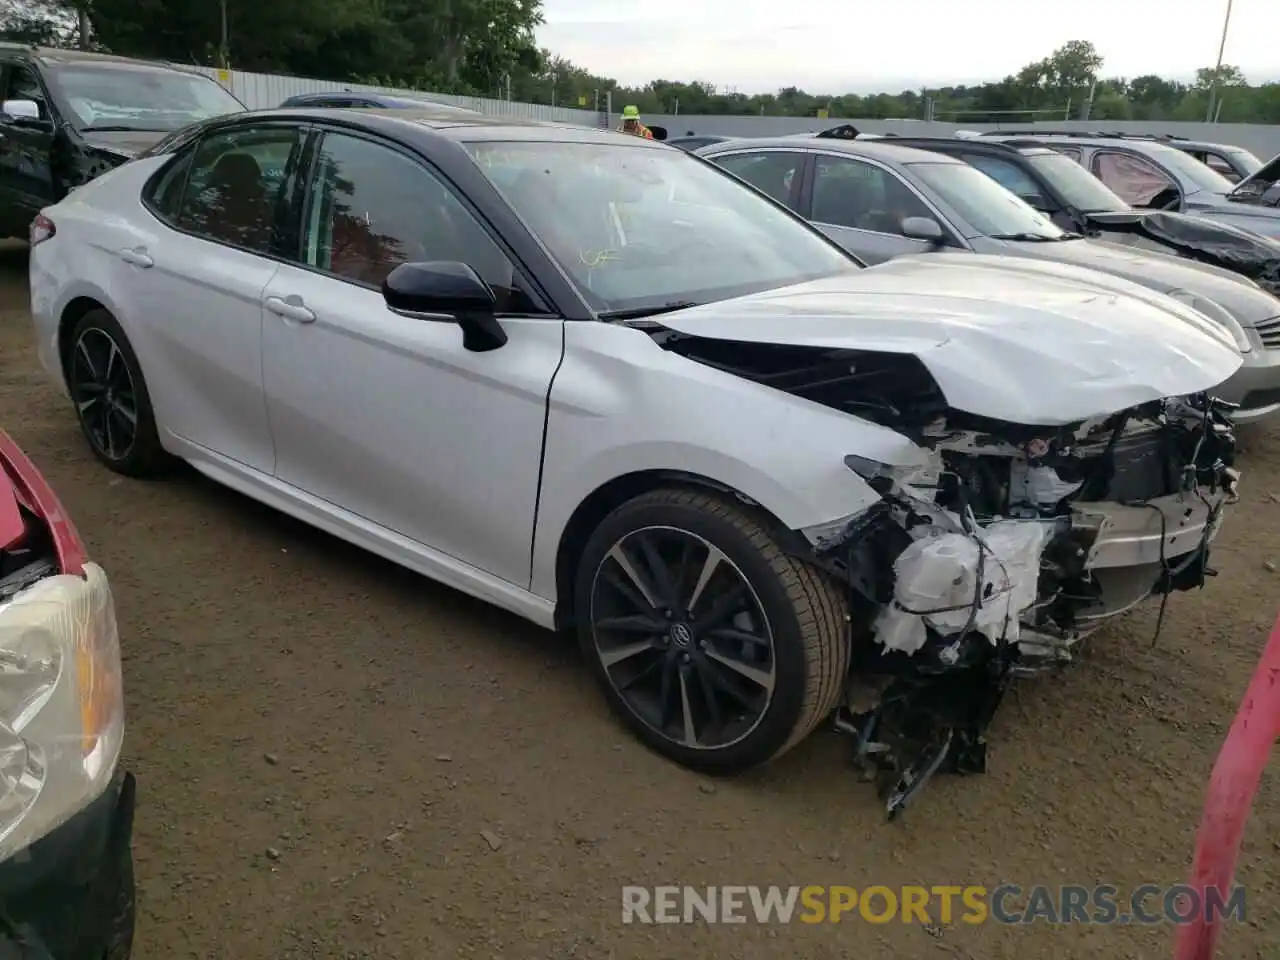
[66,309,170,477]
[574,487,850,773]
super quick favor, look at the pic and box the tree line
[3,2,1278,124]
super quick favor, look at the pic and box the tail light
[29,214,55,247]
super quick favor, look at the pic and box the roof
[983,131,1190,155]
[228,107,665,148]
[870,136,1059,159]
[698,135,965,165]
[284,91,477,111]
[980,129,1250,153]
[0,43,212,78]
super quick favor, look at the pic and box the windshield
[906,161,1065,239]
[45,65,246,131]
[1025,152,1129,213]
[1148,144,1237,194]
[465,141,859,314]
[1227,149,1264,177]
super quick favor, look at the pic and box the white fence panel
[189,66,601,126]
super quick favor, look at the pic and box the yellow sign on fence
[578,95,587,106]
[816,107,829,119]
[216,69,231,84]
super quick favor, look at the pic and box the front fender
[529,320,927,601]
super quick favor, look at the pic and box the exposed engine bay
[659,333,1239,819]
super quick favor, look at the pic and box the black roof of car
[0,43,212,78]
[206,107,663,148]
[281,91,479,112]
[697,135,963,165]
[978,129,1251,153]
[869,136,1059,158]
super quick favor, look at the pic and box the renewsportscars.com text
[621,884,1246,926]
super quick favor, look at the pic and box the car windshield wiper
[598,301,700,321]
[988,232,1068,242]
[80,125,168,132]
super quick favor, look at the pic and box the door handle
[118,247,153,268]
[264,295,316,324]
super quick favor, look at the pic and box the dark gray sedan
[696,136,1280,423]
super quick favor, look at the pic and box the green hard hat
[621,105,641,118]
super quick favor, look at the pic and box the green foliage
[1,12,1277,127]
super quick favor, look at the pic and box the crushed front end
[809,394,1238,819]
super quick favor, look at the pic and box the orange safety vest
[619,122,654,139]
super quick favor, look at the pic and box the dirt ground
[3,245,1280,959]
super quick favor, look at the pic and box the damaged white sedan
[30,117,1241,818]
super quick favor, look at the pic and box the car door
[260,127,563,589]
[113,122,303,474]
[803,153,942,263]
[708,149,808,212]
[0,62,57,236]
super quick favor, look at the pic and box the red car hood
[0,430,87,572]
[0,449,21,552]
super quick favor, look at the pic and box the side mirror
[2,99,44,125]
[647,125,668,141]
[901,216,945,244]
[382,261,508,353]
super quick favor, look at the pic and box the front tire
[66,309,169,477]
[574,488,850,773]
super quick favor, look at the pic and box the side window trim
[140,121,308,261]
[811,152,960,243]
[296,125,555,316]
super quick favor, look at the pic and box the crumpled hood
[79,129,169,160]
[1230,152,1280,198]
[657,255,1243,426]
[1003,236,1280,326]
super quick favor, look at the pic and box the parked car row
[695,135,1280,422]
[25,102,1244,832]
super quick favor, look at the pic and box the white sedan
[27,107,1242,812]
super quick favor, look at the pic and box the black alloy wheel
[70,327,137,463]
[589,525,778,751]
[66,309,169,477]
[575,488,851,773]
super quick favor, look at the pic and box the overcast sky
[537,0,1279,94]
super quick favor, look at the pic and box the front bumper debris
[818,394,1238,821]
[0,772,136,960]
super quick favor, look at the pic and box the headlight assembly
[0,563,123,863]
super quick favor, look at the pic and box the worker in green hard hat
[617,105,654,139]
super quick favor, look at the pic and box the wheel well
[57,296,107,379]
[552,469,785,631]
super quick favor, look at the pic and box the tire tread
[622,487,850,763]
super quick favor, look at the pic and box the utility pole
[218,0,230,68]
[1205,0,1234,122]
